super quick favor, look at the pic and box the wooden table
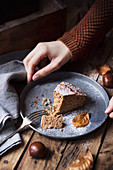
[0,0,66,56]
[1,28,113,170]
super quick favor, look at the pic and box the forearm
[59,0,113,62]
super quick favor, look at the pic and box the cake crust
[52,82,87,114]
[41,82,87,130]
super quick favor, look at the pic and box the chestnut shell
[103,72,113,88]
[29,141,47,158]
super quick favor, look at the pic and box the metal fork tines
[0,110,47,145]
[25,110,47,125]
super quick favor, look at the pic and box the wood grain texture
[57,123,108,170]
[57,31,113,170]
[1,28,113,170]
[0,0,39,24]
[94,119,113,170]
[17,133,67,170]
[0,0,66,56]
[15,29,113,170]
[1,1,113,169]
[0,128,33,170]
[94,30,113,170]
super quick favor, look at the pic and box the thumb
[105,97,113,114]
[32,61,58,81]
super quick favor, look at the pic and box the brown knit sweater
[59,0,113,62]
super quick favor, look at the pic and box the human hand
[105,96,113,118]
[23,41,71,83]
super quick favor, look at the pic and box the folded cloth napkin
[0,60,27,156]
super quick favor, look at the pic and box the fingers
[23,41,71,83]
[105,97,113,113]
[23,50,37,83]
[23,46,38,70]
[23,43,48,83]
[109,112,113,118]
[24,53,39,83]
[105,97,113,118]
[32,60,59,81]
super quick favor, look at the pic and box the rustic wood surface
[0,0,66,56]
[1,1,113,170]
[0,28,113,170]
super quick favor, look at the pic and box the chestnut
[103,72,113,88]
[29,141,47,158]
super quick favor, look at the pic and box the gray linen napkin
[0,60,27,156]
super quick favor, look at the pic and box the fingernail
[33,74,40,80]
[105,107,109,113]
[109,112,113,118]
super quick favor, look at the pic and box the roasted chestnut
[103,72,113,88]
[29,141,47,158]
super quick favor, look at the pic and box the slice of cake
[52,82,87,114]
[41,114,64,130]
[41,81,86,130]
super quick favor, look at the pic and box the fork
[0,110,47,145]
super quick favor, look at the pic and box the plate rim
[20,71,109,139]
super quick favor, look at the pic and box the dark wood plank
[0,0,66,56]
[16,30,113,170]
[94,119,113,170]
[57,122,108,170]
[17,133,67,170]
[0,0,39,24]
[57,30,113,170]
[0,128,33,170]
[94,33,113,170]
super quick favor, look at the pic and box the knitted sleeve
[58,0,113,62]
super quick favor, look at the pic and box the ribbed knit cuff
[58,31,90,62]
[58,32,80,62]
[58,0,113,63]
